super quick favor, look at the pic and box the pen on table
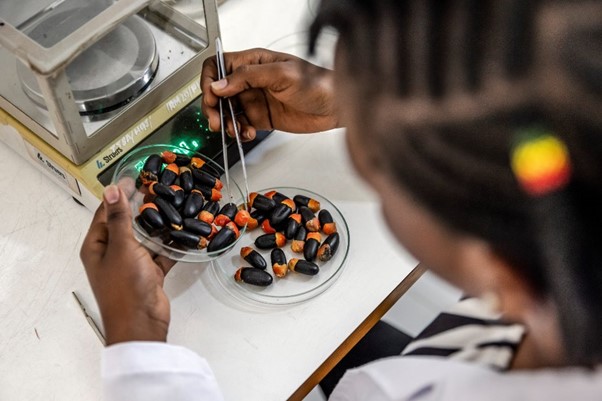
[72,291,106,346]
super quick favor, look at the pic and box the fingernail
[104,185,120,205]
[209,120,218,132]
[241,130,251,140]
[211,79,227,90]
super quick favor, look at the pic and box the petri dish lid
[211,187,350,305]
[17,13,159,115]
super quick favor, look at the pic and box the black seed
[236,267,273,286]
[195,185,219,201]
[299,206,315,225]
[298,206,320,231]
[291,226,307,253]
[250,194,276,213]
[255,233,283,249]
[270,248,287,266]
[160,168,177,186]
[251,209,267,224]
[318,232,340,262]
[207,226,236,252]
[203,201,220,215]
[182,191,204,217]
[318,209,334,225]
[143,154,162,176]
[193,161,220,178]
[293,194,310,207]
[192,168,220,189]
[269,203,293,227]
[179,168,194,193]
[136,215,160,236]
[170,230,203,249]
[140,207,165,229]
[290,259,319,276]
[304,238,320,262]
[154,197,183,229]
[174,154,191,166]
[151,182,176,202]
[269,191,289,204]
[294,226,307,241]
[243,248,267,270]
[183,218,212,237]
[255,234,275,249]
[285,216,301,240]
[216,203,237,222]
[172,188,186,208]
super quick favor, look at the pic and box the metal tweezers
[72,291,106,346]
[215,38,250,204]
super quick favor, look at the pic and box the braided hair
[309,0,602,365]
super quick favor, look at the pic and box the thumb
[103,185,134,244]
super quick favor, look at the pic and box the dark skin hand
[79,49,338,345]
[201,48,340,141]
[80,185,175,345]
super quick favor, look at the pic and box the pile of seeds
[234,190,340,287]
[135,151,251,253]
[131,150,342,284]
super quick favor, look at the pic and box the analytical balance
[0,0,267,210]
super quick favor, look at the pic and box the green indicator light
[172,137,203,153]
[173,147,190,155]
[135,158,146,172]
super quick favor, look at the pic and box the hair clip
[511,128,572,196]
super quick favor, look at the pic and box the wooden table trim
[288,263,427,400]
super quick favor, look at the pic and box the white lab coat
[102,342,602,401]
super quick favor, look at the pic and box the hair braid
[310,0,602,363]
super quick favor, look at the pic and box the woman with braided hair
[80,0,602,399]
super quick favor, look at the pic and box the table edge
[288,263,427,400]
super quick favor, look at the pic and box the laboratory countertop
[0,1,419,400]
[0,127,418,401]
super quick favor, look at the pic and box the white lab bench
[0,1,421,400]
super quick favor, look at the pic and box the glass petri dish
[111,144,247,263]
[211,187,350,304]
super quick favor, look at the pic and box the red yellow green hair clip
[511,129,572,196]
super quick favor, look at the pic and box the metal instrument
[72,291,106,346]
[215,37,250,203]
